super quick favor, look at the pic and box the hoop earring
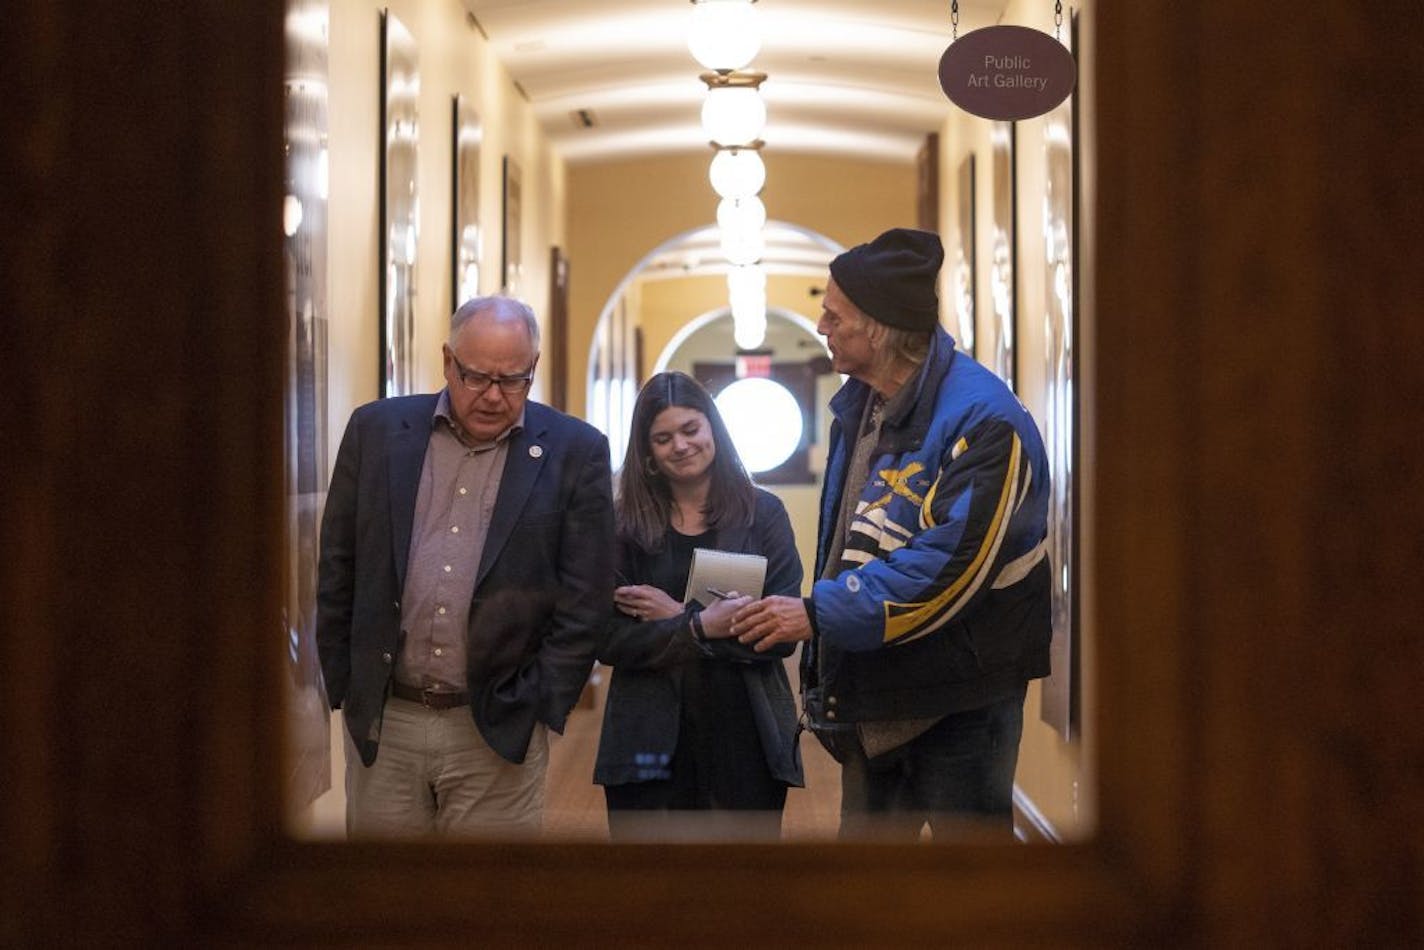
[645,456,661,477]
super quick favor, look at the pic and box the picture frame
[1038,11,1080,740]
[916,132,939,232]
[953,153,977,357]
[547,246,570,410]
[450,93,482,312]
[378,9,419,397]
[280,0,331,811]
[18,8,1417,948]
[989,120,1017,392]
[501,155,523,296]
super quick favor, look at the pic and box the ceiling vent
[569,109,597,129]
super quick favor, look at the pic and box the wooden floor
[295,656,843,841]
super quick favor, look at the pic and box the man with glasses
[318,295,615,837]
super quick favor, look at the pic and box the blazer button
[826,709,838,720]
[381,652,392,664]
[827,695,838,706]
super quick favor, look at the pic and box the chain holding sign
[939,13,1076,122]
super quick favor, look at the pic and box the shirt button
[381,652,392,664]
[459,487,468,496]
[443,565,452,573]
[437,606,447,615]
[450,525,459,534]
[434,648,443,657]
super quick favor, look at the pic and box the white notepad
[683,548,768,607]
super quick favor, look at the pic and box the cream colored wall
[567,153,916,419]
[325,0,564,469]
[935,0,1095,839]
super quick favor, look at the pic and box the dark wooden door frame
[3,3,1420,946]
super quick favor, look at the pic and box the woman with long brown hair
[593,371,804,839]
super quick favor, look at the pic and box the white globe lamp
[688,0,761,73]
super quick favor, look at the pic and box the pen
[705,587,735,600]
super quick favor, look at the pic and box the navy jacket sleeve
[696,490,802,664]
[595,540,702,671]
[597,490,803,668]
[534,429,616,732]
[315,407,361,709]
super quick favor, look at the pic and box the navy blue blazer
[316,394,615,765]
[593,489,805,788]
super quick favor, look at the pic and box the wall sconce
[688,0,760,73]
[709,144,765,200]
[700,70,767,147]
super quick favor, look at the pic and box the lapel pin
[529,445,544,459]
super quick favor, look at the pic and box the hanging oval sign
[938,25,1077,121]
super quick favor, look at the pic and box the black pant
[605,662,787,841]
[838,686,1027,842]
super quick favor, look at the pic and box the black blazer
[593,489,805,788]
[317,394,615,765]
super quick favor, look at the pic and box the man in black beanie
[728,227,1053,840]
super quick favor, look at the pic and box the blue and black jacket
[803,325,1052,724]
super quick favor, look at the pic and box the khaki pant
[344,697,548,838]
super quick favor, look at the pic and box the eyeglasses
[449,353,534,395]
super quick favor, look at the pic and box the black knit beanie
[828,227,944,331]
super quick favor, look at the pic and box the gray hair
[449,295,541,352]
[878,323,931,368]
[863,316,931,379]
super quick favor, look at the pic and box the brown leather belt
[390,681,470,709]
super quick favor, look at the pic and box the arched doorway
[583,220,843,466]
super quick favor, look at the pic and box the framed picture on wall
[916,132,940,233]
[501,155,523,296]
[547,246,569,410]
[989,120,1017,392]
[1039,11,1080,740]
[450,93,482,312]
[281,0,331,812]
[954,153,976,358]
[378,9,419,397]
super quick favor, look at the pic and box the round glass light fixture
[688,0,761,73]
[720,227,764,266]
[727,262,766,300]
[715,376,802,473]
[717,196,767,237]
[701,85,766,146]
[709,147,765,199]
[732,313,767,350]
[731,288,766,326]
